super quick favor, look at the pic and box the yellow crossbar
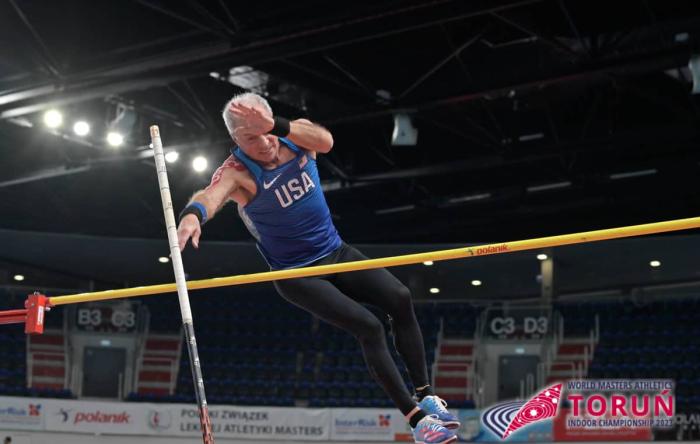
[48,216,700,306]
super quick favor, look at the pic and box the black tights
[274,243,429,415]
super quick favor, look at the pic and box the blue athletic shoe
[412,414,457,444]
[418,395,461,429]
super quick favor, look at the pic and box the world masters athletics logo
[482,383,562,440]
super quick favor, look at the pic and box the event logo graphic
[378,414,391,427]
[482,383,562,440]
[148,409,173,431]
[564,379,674,429]
[28,404,41,416]
[58,408,71,422]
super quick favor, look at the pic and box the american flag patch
[298,155,308,168]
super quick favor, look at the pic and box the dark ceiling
[1,0,699,246]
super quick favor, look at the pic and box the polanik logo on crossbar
[481,383,562,440]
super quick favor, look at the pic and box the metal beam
[491,11,579,58]
[0,0,542,118]
[134,0,231,38]
[323,45,691,125]
[7,0,62,78]
[399,29,485,99]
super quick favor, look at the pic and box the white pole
[150,125,214,444]
[150,125,193,323]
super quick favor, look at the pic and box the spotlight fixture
[165,151,179,163]
[192,156,208,172]
[73,121,90,136]
[43,110,63,128]
[106,132,124,147]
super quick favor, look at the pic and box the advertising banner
[0,396,44,430]
[174,404,330,441]
[330,408,397,441]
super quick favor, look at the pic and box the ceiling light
[158,256,170,263]
[375,205,416,215]
[650,260,661,268]
[471,280,482,286]
[518,132,544,142]
[537,254,548,261]
[526,181,571,193]
[609,169,657,180]
[423,261,433,266]
[43,110,63,128]
[192,156,208,172]
[447,193,491,204]
[106,132,124,147]
[429,287,440,294]
[73,121,90,136]
[13,274,25,282]
[165,151,179,163]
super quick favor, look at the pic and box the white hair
[222,92,273,138]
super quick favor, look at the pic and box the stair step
[145,338,181,351]
[437,363,471,372]
[31,353,64,361]
[31,359,64,368]
[137,387,170,395]
[440,345,473,355]
[442,339,473,346]
[550,362,585,371]
[558,344,590,354]
[142,358,176,366]
[30,335,64,346]
[556,353,587,360]
[546,376,569,384]
[435,376,469,386]
[435,389,470,401]
[138,381,172,389]
[142,352,179,359]
[560,337,593,344]
[33,365,65,377]
[32,382,64,390]
[436,370,469,378]
[439,355,472,362]
[31,375,64,384]
[139,370,172,382]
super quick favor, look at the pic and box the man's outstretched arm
[177,158,239,251]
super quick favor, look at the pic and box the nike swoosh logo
[263,174,282,189]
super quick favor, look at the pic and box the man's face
[232,104,279,163]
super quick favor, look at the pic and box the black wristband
[179,204,206,225]
[270,116,291,137]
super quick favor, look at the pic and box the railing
[63,307,71,389]
[429,317,444,389]
[471,315,485,407]
[25,333,32,388]
[171,325,184,395]
[537,310,562,388]
[132,305,151,396]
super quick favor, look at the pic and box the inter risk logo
[481,383,562,440]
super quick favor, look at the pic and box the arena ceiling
[1,0,699,245]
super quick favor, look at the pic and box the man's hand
[229,103,274,138]
[178,214,202,251]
